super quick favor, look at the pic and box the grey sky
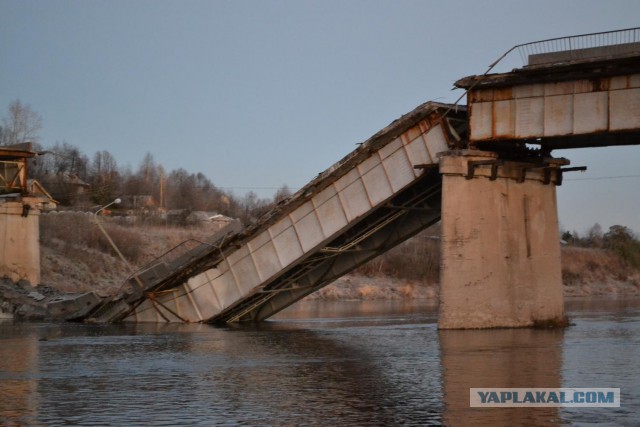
[1,0,639,233]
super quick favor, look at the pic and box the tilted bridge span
[87,102,467,323]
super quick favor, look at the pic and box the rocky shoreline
[1,278,67,321]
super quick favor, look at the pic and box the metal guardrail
[119,238,210,294]
[117,220,243,297]
[509,27,640,67]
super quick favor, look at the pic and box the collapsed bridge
[72,27,640,328]
[84,102,467,323]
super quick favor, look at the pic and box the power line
[218,176,640,191]
[219,176,640,188]
[218,186,302,191]
[218,186,285,190]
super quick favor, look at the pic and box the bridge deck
[86,102,467,323]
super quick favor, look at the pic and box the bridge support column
[438,150,567,329]
[0,200,41,285]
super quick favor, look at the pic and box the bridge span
[82,28,640,328]
[87,102,467,323]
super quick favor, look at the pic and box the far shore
[308,271,640,301]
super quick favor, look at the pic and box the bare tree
[240,190,273,224]
[27,142,51,181]
[49,141,89,177]
[165,168,196,210]
[1,100,43,146]
[36,141,90,206]
[274,184,292,204]
[587,223,604,248]
[132,152,161,198]
[90,150,120,204]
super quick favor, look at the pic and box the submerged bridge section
[87,103,468,323]
[82,28,640,328]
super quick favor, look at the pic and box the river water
[1,297,638,426]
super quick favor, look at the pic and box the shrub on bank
[355,233,440,284]
[39,212,213,293]
[40,212,144,263]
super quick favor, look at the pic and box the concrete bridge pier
[0,200,42,285]
[438,150,568,329]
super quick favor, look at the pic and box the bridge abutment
[438,150,567,329]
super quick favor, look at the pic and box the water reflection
[0,325,40,426]
[1,299,638,426]
[561,298,640,424]
[203,324,415,426]
[440,328,564,426]
[1,306,443,426]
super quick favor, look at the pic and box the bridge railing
[117,238,204,294]
[117,220,243,297]
[518,27,640,66]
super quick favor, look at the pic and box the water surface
[1,298,638,426]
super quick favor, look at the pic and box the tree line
[1,99,291,223]
[563,224,640,269]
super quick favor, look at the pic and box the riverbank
[309,259,640,301]
[561,246,640,297]
[3,216,639,321]
[37,214,640,300]
[41,215,640,298]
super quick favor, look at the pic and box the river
[1,297,638,426]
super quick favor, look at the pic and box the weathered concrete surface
[438,151,566,329]
[0,200,41,285]
[466,73,640,141]
[455,55,640,150]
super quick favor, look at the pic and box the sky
[1,0,639,234]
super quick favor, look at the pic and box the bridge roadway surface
[85,102,468,324]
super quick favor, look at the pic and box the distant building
[40,172,91,205]
[26,180,57,211]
